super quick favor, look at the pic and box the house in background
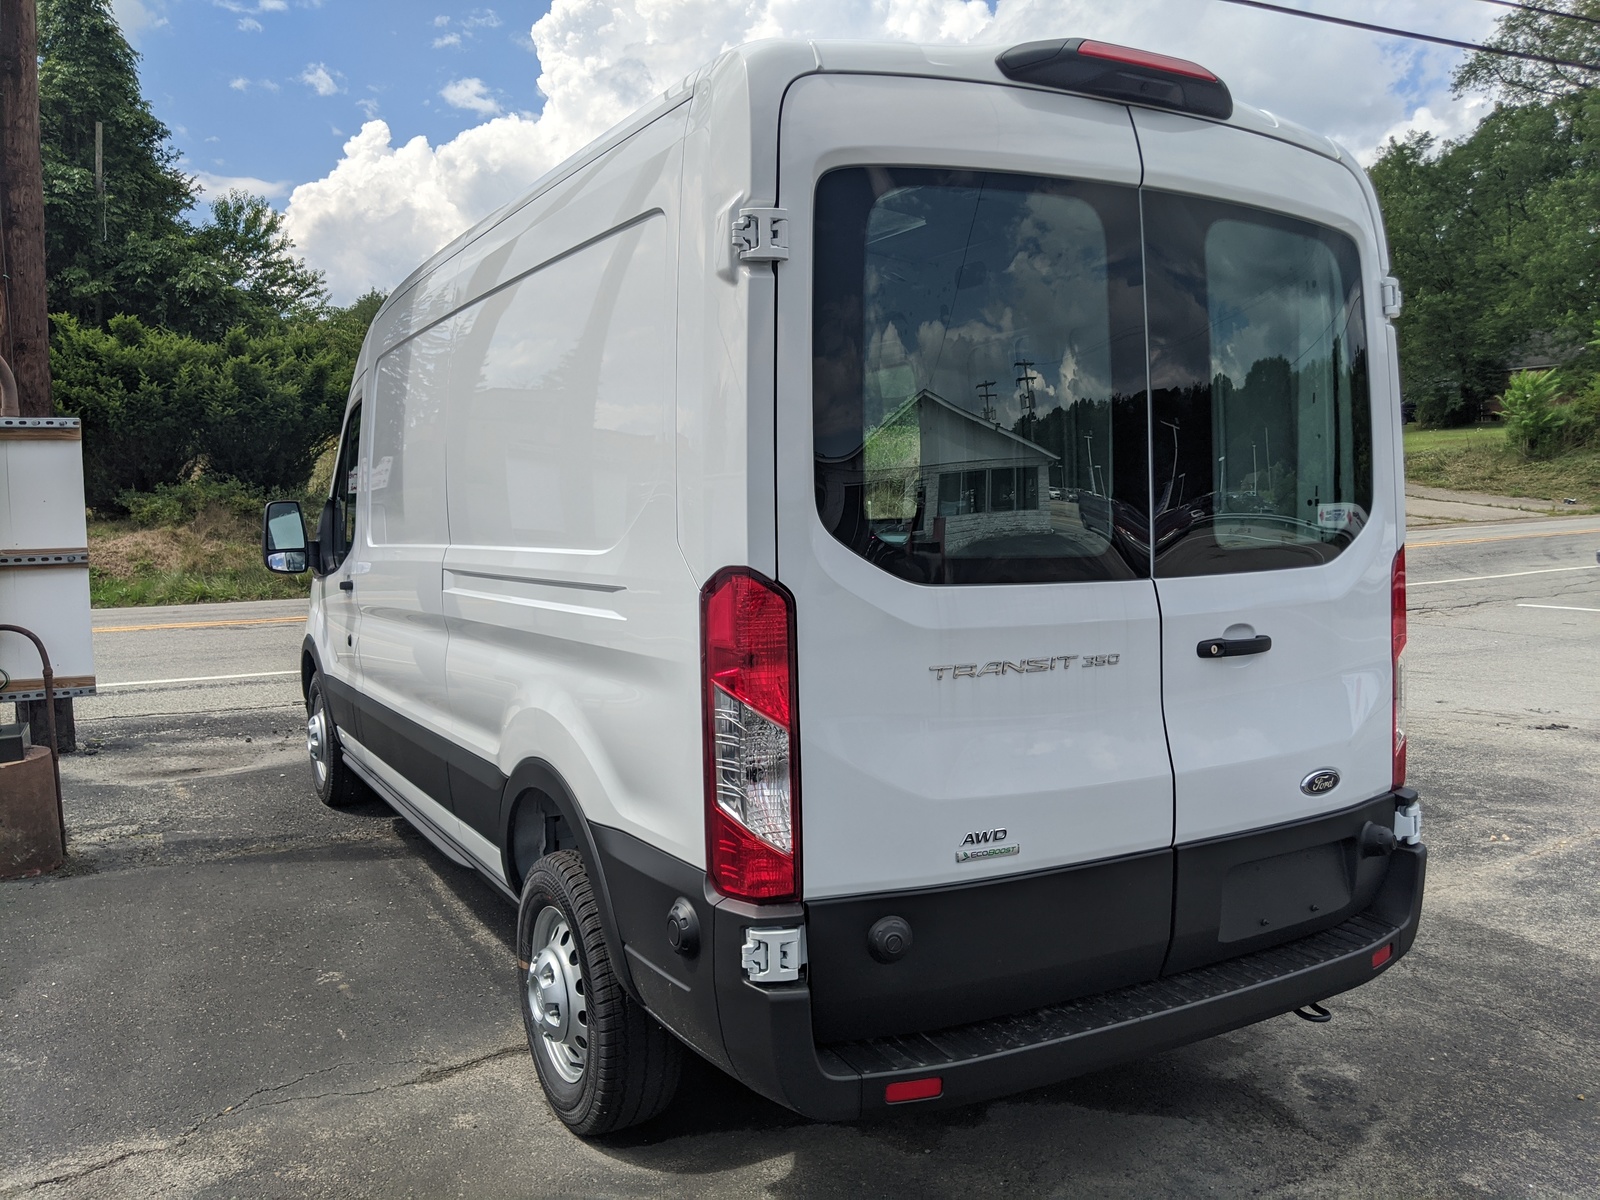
[864,389,1058,555]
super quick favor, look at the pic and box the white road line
[1411,564,1600,587]
[98,670,299,688]
[1517,603,1600,614]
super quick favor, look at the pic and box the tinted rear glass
[812,168,1151,585]
[1143,193,1373,575]
[813,171,1375,584]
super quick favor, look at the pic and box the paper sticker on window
[346,467,359,495]
[1317,503,1365,531]
[370,455,393,491]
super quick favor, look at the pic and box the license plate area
[1164,793,1396,975]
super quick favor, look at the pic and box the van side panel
[356,312,453,807]
[435,109,708,869]
[675,43,819,584]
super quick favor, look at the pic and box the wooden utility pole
[1,0,75,751]
[0,0,51,415]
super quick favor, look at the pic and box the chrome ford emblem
[1301,769,1341,796]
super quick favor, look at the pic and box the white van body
[281,38,1426,1130]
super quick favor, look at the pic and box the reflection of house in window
[863,389,1057,555]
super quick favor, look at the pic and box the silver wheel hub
[307,701,330,788]
[527,906,587,1083]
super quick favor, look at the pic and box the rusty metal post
[0,622,64,851]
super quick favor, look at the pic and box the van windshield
[812,167,1152,585]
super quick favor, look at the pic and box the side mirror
[262,500,309,574]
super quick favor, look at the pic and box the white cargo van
[263,37,1426,1135]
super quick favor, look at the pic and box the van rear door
[775,75,1173,1037]
[1133,112,1401,972]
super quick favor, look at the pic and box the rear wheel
[517,849,681,1135]
[306,672,363,808]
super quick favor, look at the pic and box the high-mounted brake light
[996,38,1233,121]
[1392,548,1407,791]
[1078,40,1218,82]
[702,567,800,902]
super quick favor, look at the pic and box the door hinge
[1380,276,1404,320]
[1393,799,1422,846]
[740,926,806,984]
[732,207,789,263]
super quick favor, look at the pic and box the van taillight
[1392,548,1407,791]
[702,568,799,902]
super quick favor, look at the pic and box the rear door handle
[1197,635,1271,659]
[339,579,354,591]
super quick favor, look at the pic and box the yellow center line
[1410,527,1600,550]
[94,615,306,634]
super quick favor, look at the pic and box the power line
[1211,0,1600,70]
[1471,0,1600,30]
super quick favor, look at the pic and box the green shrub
[117,477,266,528]
[1566,375,1600,449]
[1500,369,1566,457]
[52,306,366,510]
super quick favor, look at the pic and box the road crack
[0,1045,526,1196]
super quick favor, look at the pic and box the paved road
[4,518,1598,1197]
[79,599,308,722]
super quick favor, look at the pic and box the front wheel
[517,849,681,1135]
[305,672,363,808]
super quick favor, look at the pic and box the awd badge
[956,828,1019,863]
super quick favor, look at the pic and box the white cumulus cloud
[299,63,341,97]
[284,0,1500,303]
[238,17,262,32]
[440,77,501,115]
[192,170,294,202]
[433,32,462,48]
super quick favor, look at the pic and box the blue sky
[119,0,552,200]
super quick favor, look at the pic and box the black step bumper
[711,842,1425,1120]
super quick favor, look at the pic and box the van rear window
[812,170,1375,585]
[812,168,1152,585]
[1143,194,1373,575]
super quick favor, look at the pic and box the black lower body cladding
[595,792,1426,1121]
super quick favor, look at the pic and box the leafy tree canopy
[38,0,384,507]
[1371,3,1600,426]
[39,0,330,339]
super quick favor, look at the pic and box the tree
[1371,71,1600,424]
[184,192,329,338]
[1454,0,1600,104]
[38,0,196,328]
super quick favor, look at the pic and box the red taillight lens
[1372,943,1394,969]
[702,567,799,902]
[1392,548,1407,790]
[1078,39,1219,81]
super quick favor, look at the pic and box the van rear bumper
[709,841,1425,1120]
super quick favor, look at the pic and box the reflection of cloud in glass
[1206,220,1345,390]
[861,187,1114,434]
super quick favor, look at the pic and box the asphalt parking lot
[3,516,1598,1198]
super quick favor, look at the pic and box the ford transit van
[262,38,1426,1135]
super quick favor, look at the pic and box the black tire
[517,849,682,1135]
[306,671,363,808]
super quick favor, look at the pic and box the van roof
[371,38,1348,348]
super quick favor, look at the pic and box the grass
[89,505,310,608]
[1403,423,1600,511]
[1402,423,1508,453]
